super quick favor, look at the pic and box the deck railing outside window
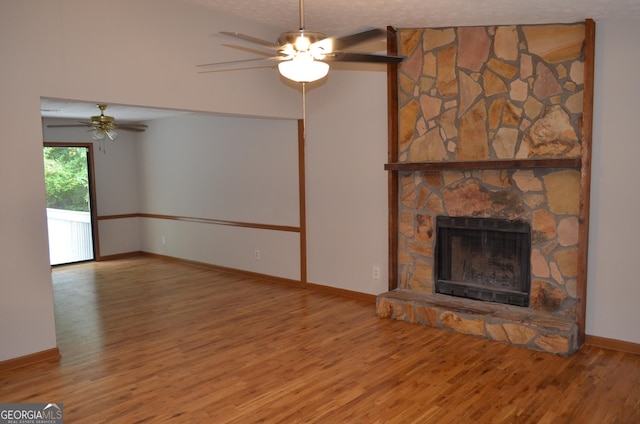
[46,208,93,265]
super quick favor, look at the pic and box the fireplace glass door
[435,216,531,307]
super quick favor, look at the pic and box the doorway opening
[43,144,97,265]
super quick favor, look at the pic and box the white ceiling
[41,99,191,124]
[187,0,640,36]
[42,0,640,122]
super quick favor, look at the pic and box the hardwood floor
[1,257,639,423]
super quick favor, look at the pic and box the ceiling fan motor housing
[91,104,116,131]
[278,30,327,51]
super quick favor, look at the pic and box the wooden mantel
[384,158,581,172]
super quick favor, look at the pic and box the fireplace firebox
[435,216,531,307]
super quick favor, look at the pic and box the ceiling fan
[197,0,404,83]
[46,104,148,141]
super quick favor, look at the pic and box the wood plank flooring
[1,257,639,423]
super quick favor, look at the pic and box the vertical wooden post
[577,18,596,346]
[298,119,307,285]
[387,26,399,291]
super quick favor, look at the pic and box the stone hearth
[377,290,578,355]
[378,22,591,356]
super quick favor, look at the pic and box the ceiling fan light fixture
[278,53,329,83]
[91,129,106,141]
[89,104,119,141]
[294,35,311,52]
[45,103,147,141]
[106,129,118,141]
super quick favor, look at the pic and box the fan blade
[220,44,274,57]
[46,124,91,128]
[321,52,404,64]
[314,28,387,52]
[220,31,279,49]
[198,65,277,74]
[197,56,281,68]
[116,126,147,132]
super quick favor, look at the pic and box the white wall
[137,115,299,225]
[1,1,69,361]
[141,219,301,280]
[43,118,142,256]
[306,68,390,295]
[45,112,302,277]
[137,114,301,280]
[587,20,640,344]
[42,0,301,119]
[0,0,299,362]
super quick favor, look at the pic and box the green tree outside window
[43,147,89,212]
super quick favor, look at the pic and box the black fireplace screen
[435,216,531,307]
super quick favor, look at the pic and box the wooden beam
[384,158,581,172]
[387,26,399,291]
[577,18,596,347]
[298,119,308,285]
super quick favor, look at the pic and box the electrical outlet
[254,249,261,260]
[372,265,381,279]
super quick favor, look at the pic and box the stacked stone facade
[377,23,587,355]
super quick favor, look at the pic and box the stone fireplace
[376,22,594,356]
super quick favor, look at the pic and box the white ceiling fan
[197,0,404,83]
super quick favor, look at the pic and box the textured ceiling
[186,0,640,36]
[42,0,640,122]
